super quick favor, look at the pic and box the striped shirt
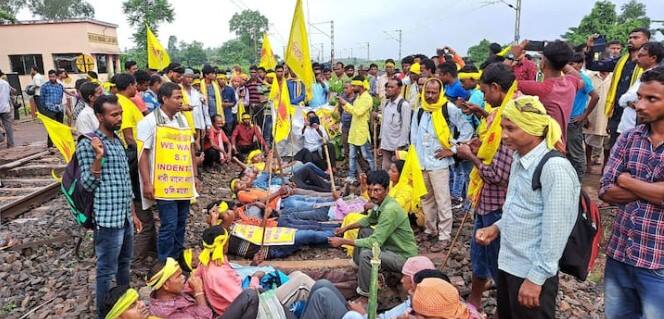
[476,143,512,215]
[77,130,133,229]
[496,141,579,285]
[600,124,664,269]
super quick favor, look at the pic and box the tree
[214,39,254,66]
[179,41,207,67]
[467,39,492,66]
[122,0,175,65]
[0,9,16,23]
[28,0,94,20]
[229,9,269,55]
[0,0,25,22]
[562,0,650,46]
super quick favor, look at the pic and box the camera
[524,40,548,52]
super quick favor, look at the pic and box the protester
[137,82,198,262]
[74,81,103,135]
[339,81,356,161]
[567,52,600,180]
[132,70,150,115]
[0,70,15,148]
[377,59,397,101]
[310,63,330,108]
[339,75,376,183]
[181,69,210,150]
[583,68,612,168]
[76,94,141,317]
[125,60,138,75]
[379,78,410,170]
[204,115,232,168]
[143,75,162,112]
[329,61,349,95]
[475,95,579,318]
[330,170,418,297]
[410,278,483,319]
[585,28,650,146]
[599,66,664,319]
[295,112,336,170]
[29,66,45,117]
[40,69,65,147]
[411,78,473,252]
[231,113,269,160]
[102,286,149,319]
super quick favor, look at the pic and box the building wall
[0,20,121,91]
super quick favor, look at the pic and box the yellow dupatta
[466,81,517,208]
[419,78,452,149]
[605,54,643,116]
[201,80,224,122]
[179,84,196,133]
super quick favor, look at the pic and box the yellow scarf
[419,78,452,149]
[146,257,180,290]
[605,54,643,116]
[183,248,193,272]
[199,230,229,266]
[201,80,224,122]
[105,288,139,319]
[179,85,196,133]
[503,95,562,149]
[466,81,517,208]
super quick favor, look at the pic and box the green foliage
[562,0,650,46]
[28,0,94,20]
[122,0,175,61]
[466,39,492,66]
[229,9,269,48]
[178,41,207,68]
[0,8,16,23]
[0,0,24,22]
[213,39,254,67]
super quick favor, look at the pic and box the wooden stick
[323,142,336,192]
[232,156,248,170]
[372,119,378,163]
[440,207,472,271]
[256,140,277,263]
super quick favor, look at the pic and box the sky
[15,0,664,60]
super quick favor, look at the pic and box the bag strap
[153,107,186,128]
[396,98,405,116]
[531,150,565,191]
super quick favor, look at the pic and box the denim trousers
[155,200,190,261]
[269,229,335,258]
[280,195,334,212]
[449,159,472,199]
[604,257,664,318]
[95,220,133,318]
[348,142,376,178]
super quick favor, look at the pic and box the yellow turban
[105,288,139,319]
[502,95,562,150]
[217,74,227,80]
[182,248,193,272]
[246,150,262,163]
[385,62,396,68]
[409,63,421,75]
[146,258,180,291]
[199,228,229,266]
[192,79,201,86]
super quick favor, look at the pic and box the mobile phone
[591,35,607,54]
[524,40,547,52]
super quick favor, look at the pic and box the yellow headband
[217,74,227,80]
[241,113,252,120]
[502,95,562,150]
[385,62,396,68]
[246,150,262,163]
[496,45,512,57]
[192,79,201,85]
[409,63,421,75]
[199,229,229,266]
[230,178,240,193]
[218,201,229,214]
[458,71,482,81]
[105,288,139,319]
[183,248,193,272]
[147,258,180,291]
[350,80,364,87]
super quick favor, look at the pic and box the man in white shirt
[618,42,664,134]
[0,70,16,148]
[29,66,45,117]
[181,70,210,151]
[137,82,198,262]
[379,78,411,170]
[74,81,104,135]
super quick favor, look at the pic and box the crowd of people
[9,24,664,319]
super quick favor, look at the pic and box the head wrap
[240,74,249,80]
[192,79,201,86]
[496,45,512,57]
[199,227,229,266]
[218,201,229,214]
[458,71,482,81]
[246,150,263,163]
[502,95,562,150]
[182,248,193,272]
[350,80,364,87]
[419,78,452,149]
[217,74,228,80]
[402,256,435,280]
[409,63,421,75]
[385,61,396,68]
[230,178,240,193]
[412,278,470,318]
[147,257,180,291]
[241,113,252,121]
[104,288,139,319]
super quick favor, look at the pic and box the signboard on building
[88,32,118,45]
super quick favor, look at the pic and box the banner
[147,25,171,71]
[232,224,296,246]
[152,126,195,200]
[36,112,75,163]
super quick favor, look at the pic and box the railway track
[0,149,64,223]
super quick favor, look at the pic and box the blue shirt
[288,80,306,105]
[571,71,594,119]
[467,88,486,129]
[495,141,579,285]
[410,102,474,171]
[309,82,329,108]
[40,81,64,112]
[444,80,470,101]
[143,89,159,112]
[252,173,283,189]
[76,130,133,229]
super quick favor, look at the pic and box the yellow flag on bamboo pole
[284,0,314,101]
[146,25,170,71]
[36,112,76,163]
[259,33,277,70]
[271,79,293,143]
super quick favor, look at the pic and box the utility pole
[366,42,370,60]
[310,20,335,64]
[514,0,521,43]
[384,30,402,59]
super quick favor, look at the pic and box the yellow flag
[397,145,427,210]
[146,25,171,71]
[284,0,314,101]
[259,33,277,70]
[36,112,76,163]
[271,79,292,143]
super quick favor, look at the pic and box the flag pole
[254,141,276,266]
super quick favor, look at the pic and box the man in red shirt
[231,113,268,160]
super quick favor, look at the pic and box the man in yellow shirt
[339,75,376,183]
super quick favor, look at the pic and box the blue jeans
[471,209,501,280]
[604,257,664,318]
[280,195,334,212]
[269,229,335,258]
[279,207,332,223]
[348,142,375,178]
[253,173,284,189]
[450,160,472,199]
[295,162,329,178]
[95,220,134,318]
[156,200,190,261]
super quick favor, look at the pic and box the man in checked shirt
[600,66,664,319]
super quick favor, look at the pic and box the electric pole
[366,42,370,60]
[309,20,335,64]
[384,29,402,60]
[514,0,521,43]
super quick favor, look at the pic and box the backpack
[416,104,460,139]
[61,133,106,229]
[532,150,602,281]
